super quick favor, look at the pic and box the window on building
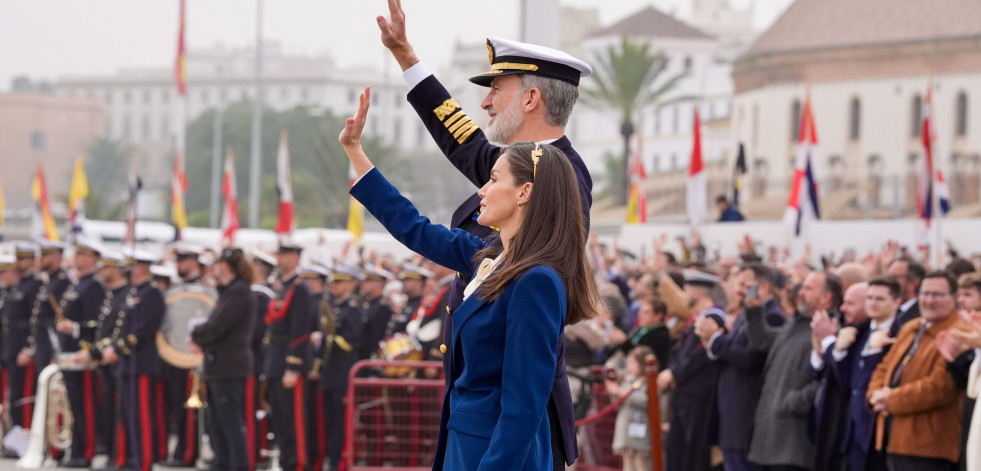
[106,90,113,104]
[956,92,968,137]
[30,130,46,152]
[671,154,678,171]
[281,87,289,100]
[653,108,660,136]
[123,115,131,140]
[393,120,401,144]
[161,89,169,104]
[142,115,151,140]
[394,93,402,108]
[348,89,356,105]
[301,88,309,102]
[219,88,227,103]
[144,90,151,104]
[790,99,802,142]
[201,89,209,106]
[672,106,679,135]
[911,94,922,138]
[849,97,861,140]
[161,116,169,140]
[683,56,693,71]
[652,154,660,173]
[123,90,130,104]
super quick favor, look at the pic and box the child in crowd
[606,346,654,471]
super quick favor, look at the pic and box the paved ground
[0,456,199,471]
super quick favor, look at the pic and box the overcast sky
[1,0,794,90]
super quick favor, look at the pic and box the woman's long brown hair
[474,142,599,325]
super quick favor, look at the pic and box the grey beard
[485,103,523,145]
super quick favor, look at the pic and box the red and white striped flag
[784,94,820,236]
[220,148,240,246]
[275,131,294,236]
[685,108,707,226]
[916,88,935,226]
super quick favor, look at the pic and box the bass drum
[157,284,217,369]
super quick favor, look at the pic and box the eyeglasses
[919,291,951,299]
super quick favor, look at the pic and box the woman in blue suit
[339,87,598,470]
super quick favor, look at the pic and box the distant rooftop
[589,6,714,41]
[747,0,981,56]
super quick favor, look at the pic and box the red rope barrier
[574,380,643,427]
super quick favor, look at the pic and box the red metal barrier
[343,360,647,471]
[344,360,444,471]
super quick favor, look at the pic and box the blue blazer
[352,168,564,471]
[828,320,888,457]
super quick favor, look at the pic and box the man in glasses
[867,271,965,471]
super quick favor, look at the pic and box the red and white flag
[685,108,707,226]
[220,149,240,246]
[275,131,294,236]
[916,88,936,226]
[784,94,821,236]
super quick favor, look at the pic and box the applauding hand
[339,86,375,179]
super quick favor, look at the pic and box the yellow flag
[347,197,364,244]
[69,157,89,214]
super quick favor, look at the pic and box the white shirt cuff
[832,348,848,362]
[351,166,376,186]
[72,322,81,339]
[403,62,432,91]
[811,335,836,370]
[705,332,722,361]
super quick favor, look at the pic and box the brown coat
[867,310,964,463]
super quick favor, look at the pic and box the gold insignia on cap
[486,40,494,65]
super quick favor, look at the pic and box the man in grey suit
[745,270,843,470]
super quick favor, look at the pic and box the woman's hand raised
[339,86,375,179]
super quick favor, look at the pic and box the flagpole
[248,0,264,228]
[209,61,224,228]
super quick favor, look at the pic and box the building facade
[731,0,981,219]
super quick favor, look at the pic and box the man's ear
[522,87,542,114]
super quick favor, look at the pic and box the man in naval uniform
[320,263,366,471]
[2,242,44,431]
[104,249,165,471]
[80,249,129,466]
[265,242,314,471]
[378,1,594,466]
[55,238,107,467]
[248,249,277,469]
[300,263,330,471]
[26,240,72,376]
[359,265,394,361]
[160,243,206,467]
[385,264,431,338]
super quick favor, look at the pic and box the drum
[157,284,217,369]
[377,333,423,378]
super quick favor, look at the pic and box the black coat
[31,269,72,366]
[1,273,44,364]
[262,272,313,378]
[618,324,672,369]
[59,271,106,353]
[111,280,165,378]
[191,278,255,380]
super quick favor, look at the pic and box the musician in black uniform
[27,240,72,375]
[359,265,394,361]
[0,253,17,442]
[55,239,107,467]
[190,247,255,471]
[320,263,366,471]
[378,2,594,466]
[265,242,314,471]
[80,250,129,466]
[2,242,44,430]
[103,249,165,471]
[249,250,277,469]
[160,243,204,467]
[300,263,330,471]
[385,264,430,337]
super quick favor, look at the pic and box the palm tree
[581,35,689,205]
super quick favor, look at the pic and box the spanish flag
[68,156,89,240]
[31,163,59,241]
[172,152,188,239]
[174,0,187,97]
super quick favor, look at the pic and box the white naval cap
[251,248,278,268]
[99,250,126,269]
[0,254,15,270]
[300,264,331,280]
[470,37,592,87]
[123,247,159,265]
[38,239,68,255]
[398,263,433,281]
[331,263,363,282]
[14,241,39,259]
[683,269,720,287]
[150,264,177,280]
[74,235,104,256]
